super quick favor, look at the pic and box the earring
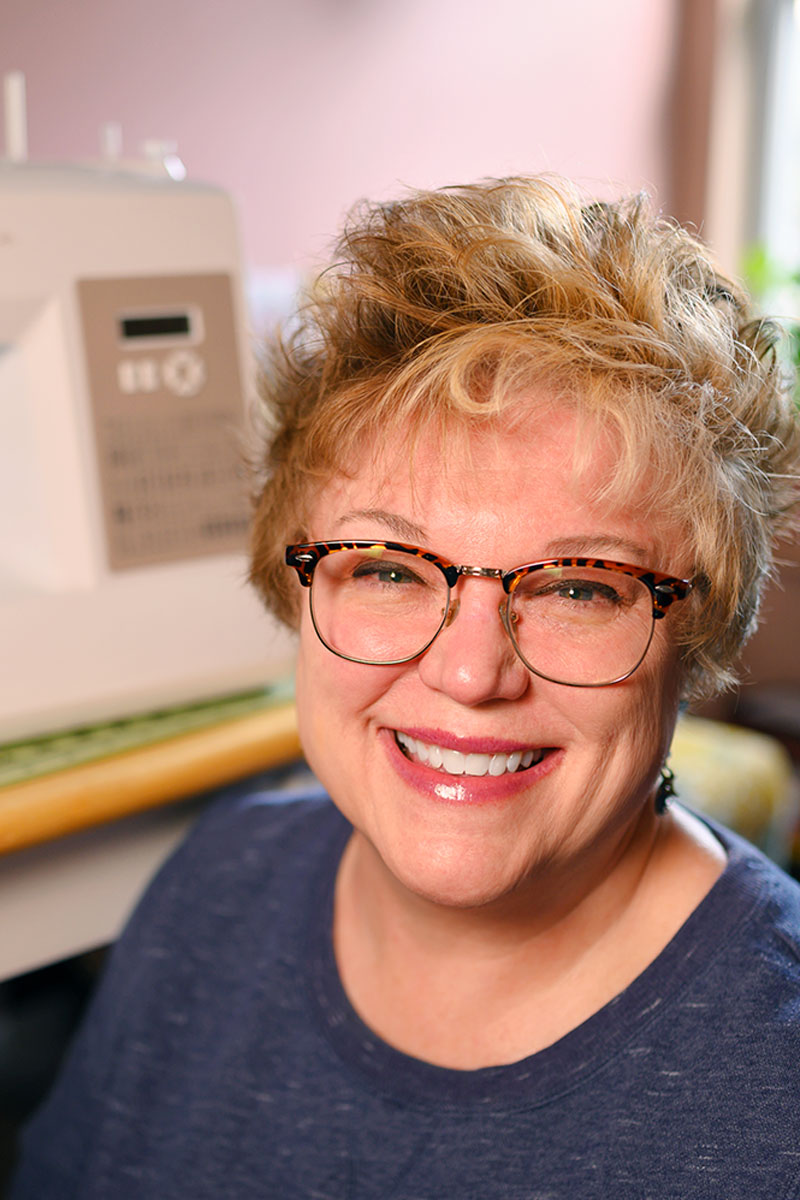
[654,766,676,815]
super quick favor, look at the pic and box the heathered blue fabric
[11,785,800,1200]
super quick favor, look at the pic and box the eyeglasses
[285,540,693,688]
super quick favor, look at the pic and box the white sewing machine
[0,78,294,743]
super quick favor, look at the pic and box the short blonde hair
[249,176,800,701]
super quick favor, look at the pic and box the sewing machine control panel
[78,274,249,570]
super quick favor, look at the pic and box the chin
[362,825,539,911]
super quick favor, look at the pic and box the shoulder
[136,772,345,917]
[712,819,800,942]
[54,775,347,1071]
[110,772,348,978]
[9,777,348,1198]
[691,818,800,1025]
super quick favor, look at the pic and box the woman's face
[294,400,688,909]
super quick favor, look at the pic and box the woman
[13,177,800,1197]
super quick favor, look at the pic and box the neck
[337,797,660,963]
[332,802,725,1068]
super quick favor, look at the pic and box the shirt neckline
[304,805,767,1111]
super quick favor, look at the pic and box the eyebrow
[542,536,652,562]
[331,509,427,543]
[329,513,654,565]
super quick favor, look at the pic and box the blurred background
[4,0,679,271]
[1,0,799,1190]
[4,0,793,277]
[5,0,798,373]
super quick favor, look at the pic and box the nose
[416,579,531,705]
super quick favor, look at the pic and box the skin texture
[294,401,726,1068]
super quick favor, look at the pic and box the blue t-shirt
[11,784,800,1199]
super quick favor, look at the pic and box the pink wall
[3,0,676,270]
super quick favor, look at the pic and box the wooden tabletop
[0,702,302,856]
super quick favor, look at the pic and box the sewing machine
[0,78,294,743]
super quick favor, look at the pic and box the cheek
[294,628,410,819]
[599,643,682,770]
[295,635,347,796]
[293,632,316,748]
[295,620,346,758]
[295,615,406,748]
[563,639,682,773]
[647,631,685,715]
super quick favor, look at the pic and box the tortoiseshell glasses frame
[285,539,693,687]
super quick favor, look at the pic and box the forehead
[305,399,686,570]
[336,401,609,492]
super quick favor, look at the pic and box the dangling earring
[654,766,676,815]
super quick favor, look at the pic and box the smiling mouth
[394,731,548,778]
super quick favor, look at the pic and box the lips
[395,730,546,777]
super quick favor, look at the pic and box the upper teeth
[396,732,542,777]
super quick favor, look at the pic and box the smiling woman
[290,408,696,931]
[12,177,800,1199]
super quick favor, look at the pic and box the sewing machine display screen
[119,312,193,341]
[78,273,249,571]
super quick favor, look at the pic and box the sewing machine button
[161,349,206,397]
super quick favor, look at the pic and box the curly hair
[249,175,800,701]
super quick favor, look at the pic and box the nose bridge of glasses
[456,565,505,579]
[442,570,514,634]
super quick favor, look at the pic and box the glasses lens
[508,565,655,685]
[310,546,449,663]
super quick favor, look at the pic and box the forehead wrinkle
[331,508,427,544]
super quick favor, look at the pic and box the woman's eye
[557,582,615,603]
[536,579,622,605]
[351,560,423,585]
